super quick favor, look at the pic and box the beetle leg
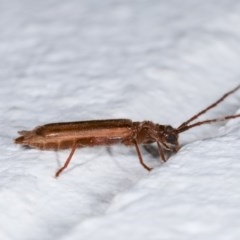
[157,142,166,162]
[134,141,152,171]
[55,141,78,177]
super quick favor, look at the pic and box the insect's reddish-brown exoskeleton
[15,84,240,177]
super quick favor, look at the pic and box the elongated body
[15,119,178,176]
[15,119,135,150]
[15,119,178,149]
[15,84,240,177]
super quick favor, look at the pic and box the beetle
[15,84,240,177]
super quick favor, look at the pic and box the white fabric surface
[1,1,240,239]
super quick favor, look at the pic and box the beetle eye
[165,134,177,144]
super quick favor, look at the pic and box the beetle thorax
[134,121,179,151]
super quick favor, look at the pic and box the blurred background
[0,0,240,240]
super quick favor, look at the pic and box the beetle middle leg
[134,141,152,171]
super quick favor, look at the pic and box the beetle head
[157,125,179,151]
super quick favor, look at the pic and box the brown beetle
[15,84,240,177]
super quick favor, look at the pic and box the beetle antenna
[177,114,240,133]
[178,84,240,130]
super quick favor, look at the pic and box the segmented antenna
[177,114,240,133]
[177,84,240,133]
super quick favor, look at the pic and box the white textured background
[1,0,240,240]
